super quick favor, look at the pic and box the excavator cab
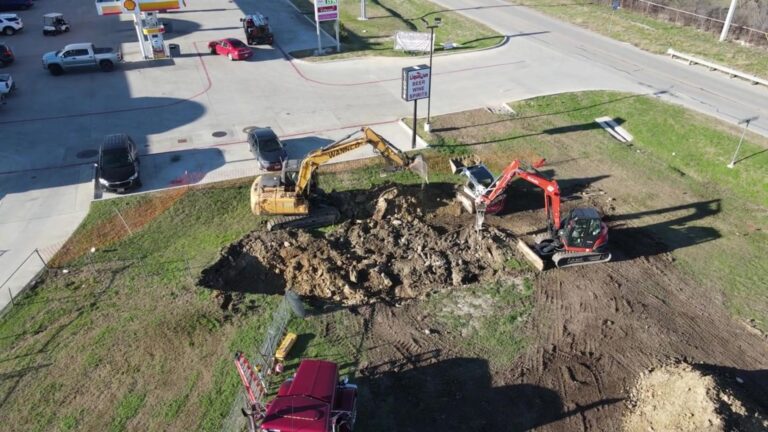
[559,208,606,250]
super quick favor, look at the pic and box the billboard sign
[401,65,431,102]
[315,0,339,22]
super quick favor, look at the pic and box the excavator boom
[252,127,428,230]
[294,127,427,196]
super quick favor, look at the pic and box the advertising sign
[394,32,433,52]
[401,65,431,102]
[315,0,339,22]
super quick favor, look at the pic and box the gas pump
[143,12,167,59]
[95,0,185,60]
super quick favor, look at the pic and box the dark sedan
[248,127,286,171]
[97,134,141,193]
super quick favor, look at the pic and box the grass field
[514,0,768,78]
[1,91,766,429]
[287,0,504,59]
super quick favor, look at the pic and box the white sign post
[401,65,431,149]
[314,0,341,54]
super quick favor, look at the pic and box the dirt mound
[199,186,516,304]
[623,363,768,432]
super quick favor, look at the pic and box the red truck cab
[260,360,357,432]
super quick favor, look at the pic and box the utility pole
[720,0,738,42]
[421,16,442,133]
[358,0,367,20]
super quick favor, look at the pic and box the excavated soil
[623,363,768,432]
[199,185,515,305]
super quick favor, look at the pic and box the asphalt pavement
[1,0,766,313]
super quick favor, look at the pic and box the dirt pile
[623,363,768,432]
[199,186,516,305]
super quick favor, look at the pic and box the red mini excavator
[451,158,611,269]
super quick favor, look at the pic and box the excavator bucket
[517,240,545,271]
[409,154,429,184]
[449,158,466,174]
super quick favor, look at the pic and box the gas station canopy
[95,0,186,16]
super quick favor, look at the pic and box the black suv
[0,43,14,66]
[248,127,286,171]
[97,134,141,192]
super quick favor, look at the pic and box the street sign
[315,0,339,22]
[402,65,431,102]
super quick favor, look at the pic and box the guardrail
[667,49,768,87]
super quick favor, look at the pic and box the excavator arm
[294,127,425,196]
[476,159,561,233]
[511,168,562,234]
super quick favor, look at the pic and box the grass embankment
[423,90,767,330]
[287,0,504,59]
[513,0,768,77]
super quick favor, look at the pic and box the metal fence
[600,0,768,46]
[220,295,295,432]
[0,249,48,319]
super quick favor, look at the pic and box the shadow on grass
[607,199,722,260]
[431,118,626,148]
[432,92,653,134]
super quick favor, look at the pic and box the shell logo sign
[95,0,186,16]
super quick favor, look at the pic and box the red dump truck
[236,354,358,432]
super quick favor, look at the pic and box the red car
[208,38,252,61]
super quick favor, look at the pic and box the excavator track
[552,251,612,268]
[266,205,341,231]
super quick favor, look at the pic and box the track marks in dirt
[513,251,768,431]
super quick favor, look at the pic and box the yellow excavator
[250,127,428,230]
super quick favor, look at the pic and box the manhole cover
[212,131,228,138]
[76,149,98,159]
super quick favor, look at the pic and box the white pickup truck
[41,43,122,76]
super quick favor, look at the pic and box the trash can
[168,43,180,58]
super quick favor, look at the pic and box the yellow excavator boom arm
[294,127,415,195]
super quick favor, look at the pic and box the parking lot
[0,0,437,307]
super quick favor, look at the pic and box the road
[1,0,766,313]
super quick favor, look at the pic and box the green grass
[425,279,535,366]
[287,0,504,59]
[515,0,768,78]
[110,392,146,432]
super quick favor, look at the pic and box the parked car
[208,38,252,61]
[0,73,14,97]
[97,134,141,193]
[0,13,22,35]
[41,42,122,76]
[0,0,32,12]
[248,127,286,171]
[0,42,13,66]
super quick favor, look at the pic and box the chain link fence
[220,295,296,432]
[601,0,768,46]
